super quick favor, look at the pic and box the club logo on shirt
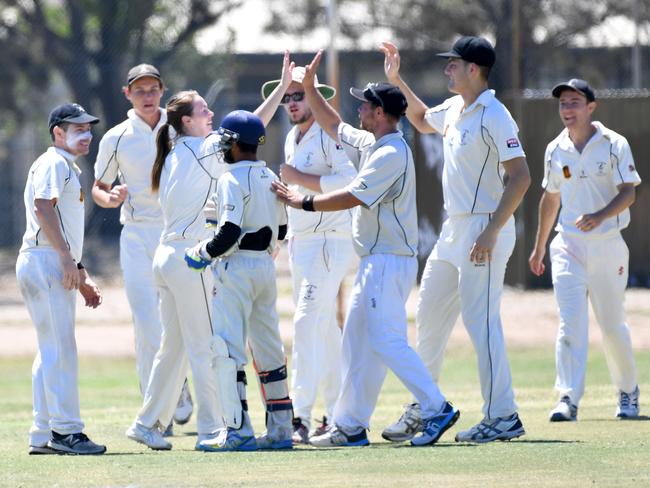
[595,161,607,176]
[304,152,313,167]
[459,129,469,146]
[506,138,520,148]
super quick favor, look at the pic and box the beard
[289,108,312,126]
[223,148,236,164]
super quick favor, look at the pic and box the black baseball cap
[437,36,496,68]
[349,82,408,118]
[48,103,99,134]
[552,78,596,102]
[127,63,162,86]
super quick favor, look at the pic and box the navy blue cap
[218,110,266,147]
[349,82,408,117]
[437,36,496,68]
[48,103,99,134]
[552,79,596,102]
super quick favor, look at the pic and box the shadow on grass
[580,415,650,422]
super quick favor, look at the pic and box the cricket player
[92,64,193,432]
[529,78,641,421]
[381,37,530,443]
[260,67,357,444]
[17,103,106,455]
[273,51,459,448]
[186,111,293,452]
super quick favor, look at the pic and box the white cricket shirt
[94,108,167,224]
[158,133,225,243]
[543,121,641,238]
[338,122,418,257]
[211,160,288,254]
[284,122,356,237]
[424,90,526,216]
[20,147,86,261]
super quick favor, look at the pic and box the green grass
[0,348,648,487]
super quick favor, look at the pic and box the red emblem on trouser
[618,266,624,275]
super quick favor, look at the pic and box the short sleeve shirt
[158,133,226,243]
[212,160,286,254]
[94,109,167,224]
[284,122,356,236]
[338,123,418,257]
[20,147,86,261]
[424,90,526,216]
[542,121,641,238]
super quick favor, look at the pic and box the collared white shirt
[338,122,418,257]
[543,121,641,238]
[94,108,167,224]
[424,90,526,216]
[20,147,85,261]
[284,121,356,237]
[158,133,225,243]
[210,160,287,254]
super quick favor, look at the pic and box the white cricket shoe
[616,386,640,419]
[310,425,369,447]
[455,413,525,443]
[381,403,423,442]
[411,401,460,446]
[549,396,578,422]
[126,422,172,450]
[173,379,193,425]
[197,428,258,452]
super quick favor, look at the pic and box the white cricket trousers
[136,240,221,435]
[417,214,517,420]
[211,252,285,371]
[16,249,84,445]
[288,233,354,426]
[334,254,446,431]
[120,222,164,396]
[550,232,637,404]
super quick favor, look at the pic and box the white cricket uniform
[332,122,446,432]
[135,134,225,435]
[419,90,526,419]
[284,122,357,427]
[211,160,287,371]
[543,121,640,404]
[16,147,86,445]
[94,108,167,396]
[210,160,290,439]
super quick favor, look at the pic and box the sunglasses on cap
[281,92,305,104]
[364,84,385,109]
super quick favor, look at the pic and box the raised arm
[255,50,294,127]
[380,41,435,134]
[302,50,342,142]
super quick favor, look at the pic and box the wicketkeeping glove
[184,242,213,271]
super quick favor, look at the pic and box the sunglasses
[364,84,384,109]
[281,92,306,104]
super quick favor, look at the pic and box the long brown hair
[151,90,198,191]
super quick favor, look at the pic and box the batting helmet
[217,110,266,150]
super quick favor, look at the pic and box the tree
[0,0,239,132]
[264,0,646,92]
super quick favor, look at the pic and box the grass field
[0,347,648,487]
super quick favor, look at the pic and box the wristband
[76,262,85,270]
[301,195,315,212]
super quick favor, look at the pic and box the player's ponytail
[151,90,198,192]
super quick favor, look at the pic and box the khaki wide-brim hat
[260,66,336,100]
